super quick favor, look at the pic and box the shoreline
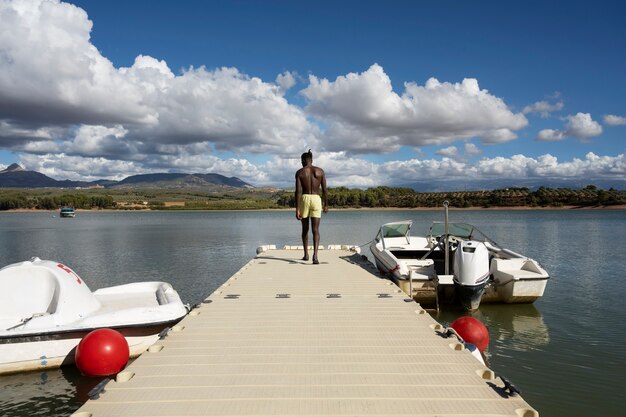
[3,204,625,213]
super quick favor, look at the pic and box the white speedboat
[0,258,188,375]
[370,205,549,310]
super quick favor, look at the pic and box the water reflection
[433,303,550,353]
[0,367,105,417]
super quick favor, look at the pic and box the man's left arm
[321,170,328,213]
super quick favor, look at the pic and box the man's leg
[301,217,310,260]
[311,217,321,264]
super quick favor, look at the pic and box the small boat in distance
[0,258,188,375]
[59,206,75,218]
[370,202,549,310]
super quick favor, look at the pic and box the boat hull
[372,248,546,306]
[0,322,174,375]
[482,277,548,304]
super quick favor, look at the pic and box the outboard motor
[453,240,490,310]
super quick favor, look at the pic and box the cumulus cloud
[301,64,528,153]
[464,143,481,156]
[603,114,626,126]
[0,0,316,157]
[564,113,603,140]
[435,143,481,161]
[522,100,564,117]
[18,149,626,187]
[276,71,297,93]
[537,113,602,142]
[19,151,268,183]
[537,129,567,141]
[436,146,459,159]
[2,1,624,188]
[0,0,153,126]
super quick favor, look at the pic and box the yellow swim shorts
[299,194,322,218]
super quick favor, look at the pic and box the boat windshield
[429,222,474,238]
[429,222,499,246]
[381,221,411,238]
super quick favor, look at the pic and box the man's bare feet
[312,257,319,264]
[301,255,309,261]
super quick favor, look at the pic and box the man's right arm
[295,171,302,220]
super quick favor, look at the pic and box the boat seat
[492,258,545,281]
[404,259,434,268]
[0,267,58,319]
[497,269,545,281]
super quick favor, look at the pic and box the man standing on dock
[295,149,328,264]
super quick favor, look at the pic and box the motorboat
[60,207,75,218]
[0,258,188,375]
[369,204,549,310]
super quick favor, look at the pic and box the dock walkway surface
[72,247,538,417]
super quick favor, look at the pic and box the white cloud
[2,1,624,189]
[0,0,317,157]
[435,143,481,161]
[19,151,268,183]
[464,143,481,156]
[276,71,297,93]
[18,150,625,187]
[523,100,564,117]
[564,113,602,140]
[436,146,459,158]
[0,0,153,125]
[536,113,602,142]
[301,64,528,153]
[603,114,626,126]
[19,153,146,181]
[537,129,567,141]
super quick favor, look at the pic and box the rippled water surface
[1,210,624,416]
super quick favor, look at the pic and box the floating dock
[72,246,538,417]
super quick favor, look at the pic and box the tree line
[1,185,624,211]
[0,192,115,210]
[274,185,626,208]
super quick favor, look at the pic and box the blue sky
[0,0,624,187]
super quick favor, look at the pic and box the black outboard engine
[453,240,490,310]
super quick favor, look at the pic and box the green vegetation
[0,185,624,211]
[275,185,626,209]
[0,187,280,211]
[0,189,114,210]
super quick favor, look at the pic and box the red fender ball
[75,328,130,377]
[450,316,490,352]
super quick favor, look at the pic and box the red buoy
[450,316,490,352]
[75,328,129,377]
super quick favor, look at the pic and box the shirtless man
[295,149,328,264]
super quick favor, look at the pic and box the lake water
[0,209,624,416]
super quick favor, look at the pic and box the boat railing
[483,241,524,259]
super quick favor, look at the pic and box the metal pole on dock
[444,200,449,275]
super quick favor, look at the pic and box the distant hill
[0,164,254,189]
[0,164,94,188]
[399,178,626,192]
[112,173,252,189]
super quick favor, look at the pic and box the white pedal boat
[0,258,188,375]
[370,215,549,310]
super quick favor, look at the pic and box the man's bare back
[295,165,324,195]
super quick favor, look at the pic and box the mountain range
[397,178,625,192]
[0,164,253,189]
[1,163,623,191]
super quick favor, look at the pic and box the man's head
[301,149,313,166]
